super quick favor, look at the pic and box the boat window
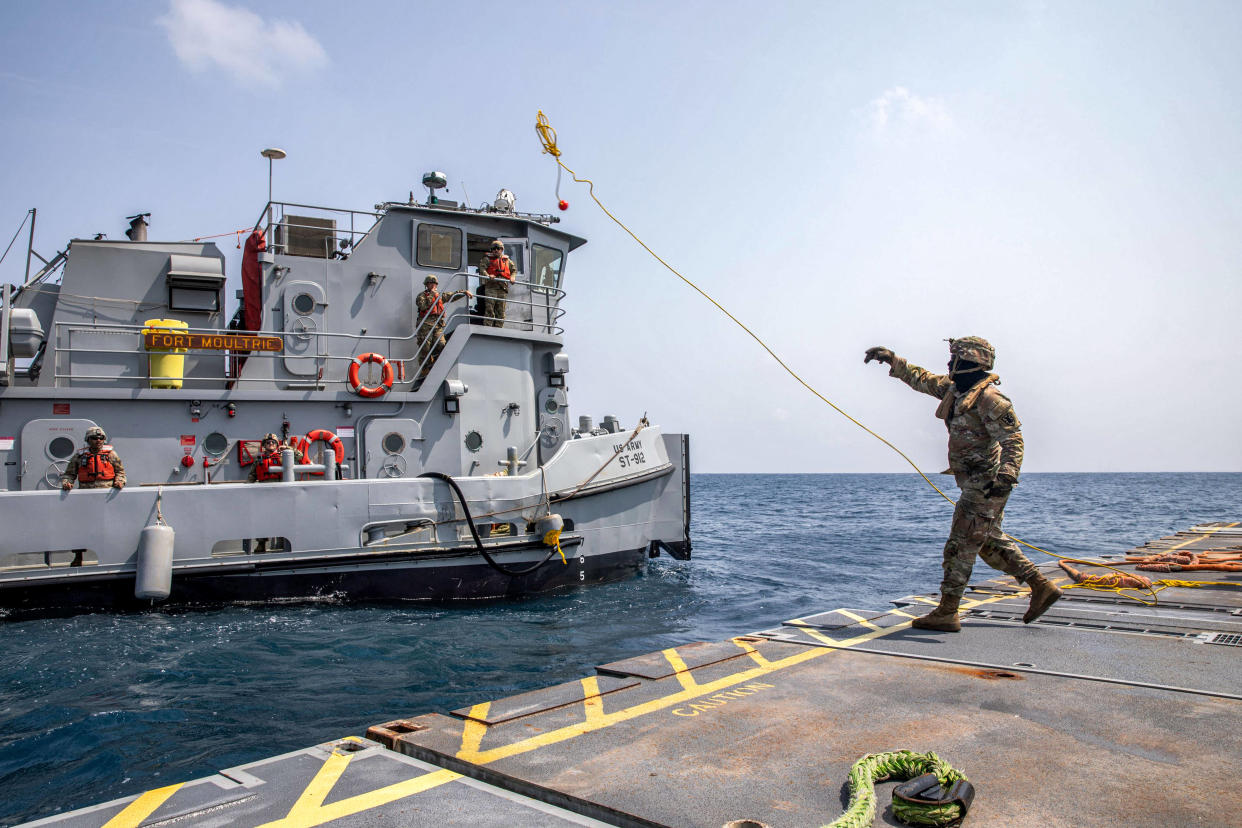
[291,292,316,315]
[531,244,563,291]
[464,430,483,452]
[416,224,462,269]
[47,436,76,459]
[467,235,524,275]
[203,432,229,455]
[169,284,221,312]
[382,432,405,455]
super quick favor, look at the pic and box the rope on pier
[824,750,971,828]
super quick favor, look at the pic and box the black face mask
[948,357,986,393]
[953,370,987,392]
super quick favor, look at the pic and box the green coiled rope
[823,750,969,828]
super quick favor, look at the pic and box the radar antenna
[421,171,448,205]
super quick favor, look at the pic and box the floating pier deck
[26,523,1242,827]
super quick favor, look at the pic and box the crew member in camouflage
[864,337,1062,631]
[60,426,126,491]
[475,239,515,327]
[415,274,472,379]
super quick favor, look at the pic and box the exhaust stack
[125,213,150,242]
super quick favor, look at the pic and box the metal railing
[252,201,383,259]
[49,272,566,390]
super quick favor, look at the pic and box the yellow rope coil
[534,110,1160,603]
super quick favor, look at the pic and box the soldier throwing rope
[864,337,1062,632]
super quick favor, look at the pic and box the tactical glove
[983,474,1017,498]
[864,347,895,365]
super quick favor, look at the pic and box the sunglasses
[88,435,105,441]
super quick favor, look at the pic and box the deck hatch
[1207,633,1242,647]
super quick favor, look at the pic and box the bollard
[281,448,296,482]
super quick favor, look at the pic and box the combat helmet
[262,432,280,445]
[423,274,438,285]
[948,336,995,371]
[85,426,107,441]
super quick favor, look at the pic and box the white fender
[135,524,174,601]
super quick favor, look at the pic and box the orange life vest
[77,447,117,483]
[255,449,283,482]
[484,254,513,281]
[419,289,444,320]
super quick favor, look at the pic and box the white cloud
[865,86,953,134]
[158,0,327,89]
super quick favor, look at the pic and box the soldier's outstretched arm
[866,346,950,398]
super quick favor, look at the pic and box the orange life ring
[348,353,394,397]
[294,429,345,477]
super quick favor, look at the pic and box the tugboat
[0,165,690,613]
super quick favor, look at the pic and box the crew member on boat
[476,239,514,327]
[60,427,126,491]
[864,336,1061,632]
[416,274,471,379]
[247,433,303,484]
[247,433,304,553]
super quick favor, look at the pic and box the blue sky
[2,1,1239,472]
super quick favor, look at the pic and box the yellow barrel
[143,318,189,389]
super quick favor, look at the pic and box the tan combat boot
[911,594,962,632]
[1023,573,1063,623]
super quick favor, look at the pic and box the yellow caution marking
[278,750,352,821]
[455,594,1013,767]
[255,764,462,828]
[784,620,846,647]
[835,609,882,631]
[101,782,184,828]
[581,675,606,725]
[1164,522,1239,553]
[889,609,916,618]
[731,637,772,667]
[457,702,491,758]
[662,647,698,691]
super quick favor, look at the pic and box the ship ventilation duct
[125,213,150,242]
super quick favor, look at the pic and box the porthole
[47,436,76,460]
[291,292,316,315]
[203,432,229,455]
[382,432,406,455]
[464,430,483,453]
[544,397,559,414]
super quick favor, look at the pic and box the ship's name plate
[143,333,284,352]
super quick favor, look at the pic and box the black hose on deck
[418,472,560,577]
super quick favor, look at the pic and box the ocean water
[1,472,1239,825]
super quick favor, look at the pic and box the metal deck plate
[451,674,640,724]
[596,639,756,679]
[382,635,1242,828]
[760,594,1241,699]
[25,738,609,827]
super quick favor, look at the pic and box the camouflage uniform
[415,286,469,377]
[247,442,304,483]
[887,354,1038,598]
[60,443,126,489]
[476,251,514,327]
